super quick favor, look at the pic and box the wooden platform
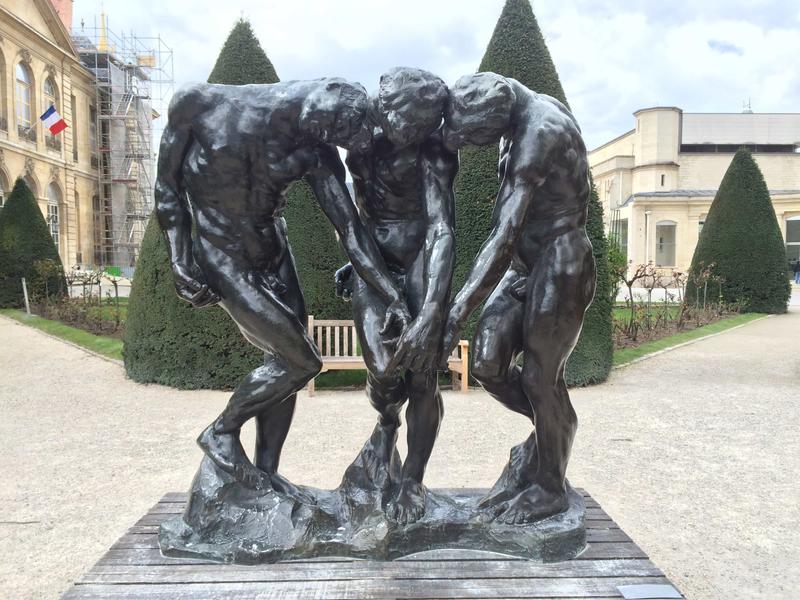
[62,489,685,599]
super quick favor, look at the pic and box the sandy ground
[1,309,799,599]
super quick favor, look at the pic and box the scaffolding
[72,17,174,269]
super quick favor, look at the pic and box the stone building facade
[589,107,800,272]
[0,0,100,268]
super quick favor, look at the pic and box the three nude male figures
[155,67,595,526]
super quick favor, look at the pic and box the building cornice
[631,162,680,171]
[633,106,682,117]
[588,129,635,155]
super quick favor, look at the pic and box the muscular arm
[304,145,403,307]
[419,141,458,317]
[155,120,193,268]
[154,86,218,307]
[449,161,534,327]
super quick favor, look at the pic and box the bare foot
[197,421,271,491]
[362,424,400,486]
[491,483,568,525]
[271,472,315,505]
[393,479,427,525]
[478,433,537,510]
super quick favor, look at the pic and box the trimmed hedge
[686,148,789,314]
[453,0,613,386]
[0,178,65,307]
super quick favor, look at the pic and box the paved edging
[613,314,772,370]
[0,314,124,367]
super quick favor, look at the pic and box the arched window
[0,171,8,209]
[15,63,33,132]
[43,78,60,151]
[655,220,677,267]
[47,182,61,248]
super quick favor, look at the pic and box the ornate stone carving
[24,157,35,176]
[50,165,60,182]
[19,49,32,65]
[45,64,57,79]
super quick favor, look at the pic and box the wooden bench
[306,316,469,395]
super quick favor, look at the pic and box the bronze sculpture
[335,67,457,524]
[441,72,595,524]
[155,78,410,500]
[156,69,594,563]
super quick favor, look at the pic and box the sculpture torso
[176,83,321,269]
[346,138,429,271]
[500,85,591,274]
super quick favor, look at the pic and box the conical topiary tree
[207,19,278,85]
[687,149,790,314]
[453,0,613,386]
[0,178,65,307]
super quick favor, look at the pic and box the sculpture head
[375,67,448,148]
[443,72,516,149]
[299,78,370,151]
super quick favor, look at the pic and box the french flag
[40,105,67,135]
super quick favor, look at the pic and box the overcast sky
[71,0,800,150]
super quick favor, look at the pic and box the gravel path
[1,309,798,599]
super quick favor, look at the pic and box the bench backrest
[307,316,361,359]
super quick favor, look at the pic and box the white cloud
[72,0,800,149]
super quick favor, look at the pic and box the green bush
[0,179,65,307]
[454,0,613,386]
[686,148,789,314]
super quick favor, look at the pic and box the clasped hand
[171,262,220,308]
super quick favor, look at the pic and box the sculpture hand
[334,263,354,302]
[380,299,411,349]
[438,310,463,370]
[172,262,220,308]
[510,276,527,302]
[386,313,442,374]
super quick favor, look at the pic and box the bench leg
[308,377,315,397]
[460,357,469,393]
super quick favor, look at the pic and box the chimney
[50,0,73,31]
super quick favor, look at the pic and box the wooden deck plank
[63,577,676,599]
[61,491,684,599]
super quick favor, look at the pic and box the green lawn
[613,312,767,367]
[0,309,123,361]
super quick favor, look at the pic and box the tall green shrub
[0,179,65,307]
[454,0,613,385]
[687,149,789,313]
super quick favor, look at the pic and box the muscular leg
[393,250,444,524]
[471,267,538,509]
[254,246,307,479]
[195,244,322,497]
[495,230,596,524]
[351,274,407,484]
